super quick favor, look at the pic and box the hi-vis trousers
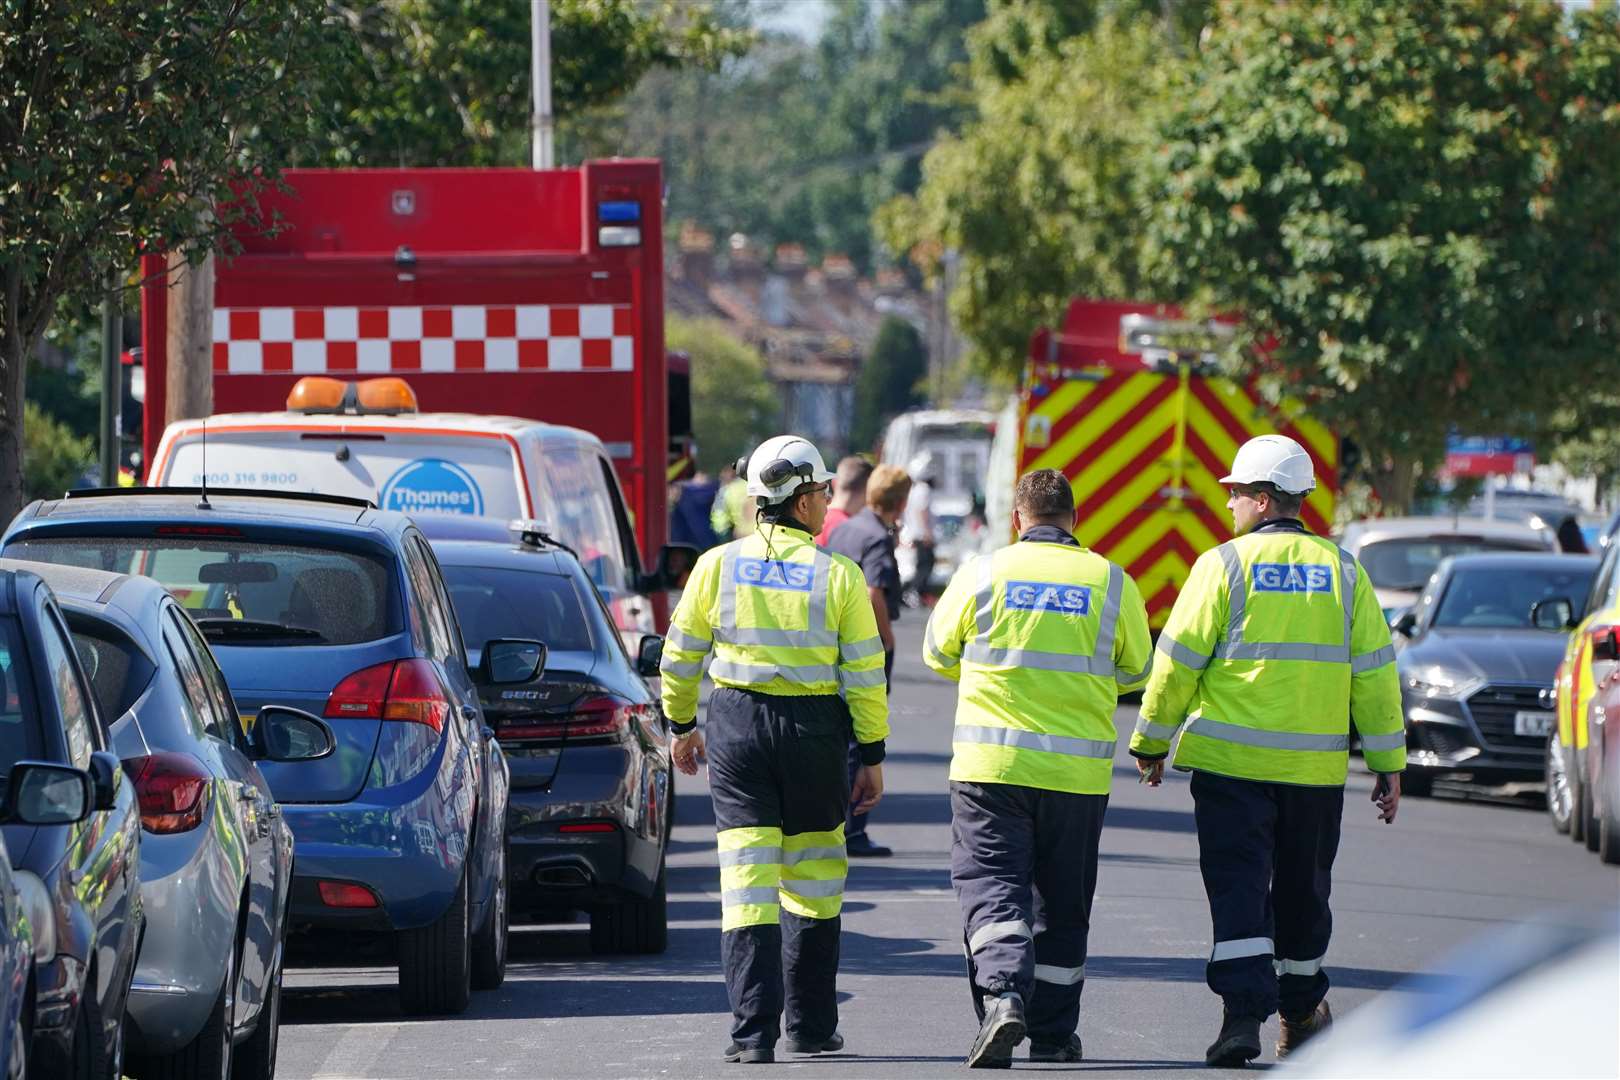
[950,781,1107,1045]
[1191,770,1343,1022]
[708,687,849,1049]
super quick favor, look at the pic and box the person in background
[711,462,756,541]
[817,456,873,546]
[825,464,912,858]
[672,469,721,551]
[902,453,938,603]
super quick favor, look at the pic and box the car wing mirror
[479,639,546,685]
[636,634,664,679]
[253,706,337,763]
[1530,596,1575,633]
[2,761,93,825]
[1392,609,1419,638]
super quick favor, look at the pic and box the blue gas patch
[1251,563,1333,594]
[380,458,484,516]
[1004,580,1092,615]
[735,557,815,593]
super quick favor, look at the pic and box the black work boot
[723,1042,774,1064]
[1204,1008,1262,1068]
[1029,1033,1083,1062]
[1277,999,1332,1058]
[966,992,1027,1069]
[784,1032,844,1054]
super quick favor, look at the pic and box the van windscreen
[161,430,526,521]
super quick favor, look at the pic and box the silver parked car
[30,561,334,1080]
[1338,515,1558,619]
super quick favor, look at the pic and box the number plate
[1514,710,1553,737]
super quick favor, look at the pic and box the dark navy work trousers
[1190,770,1343,1022]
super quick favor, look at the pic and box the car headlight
[13,870,55,963]
[1404,668,1486,701]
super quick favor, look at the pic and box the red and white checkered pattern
[211,304,636,375]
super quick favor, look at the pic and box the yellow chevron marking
[1032,374,1160,475]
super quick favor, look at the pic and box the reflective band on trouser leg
[718,826,784,930]
[969,919,1033,955]
[1211,937,1274,963]
[1185,716,1349,752]
[954,724,1116,760]
[780,826,846,920]
[1275,955,1324,977]
[1033,963,1086,985]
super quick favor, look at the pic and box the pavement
[277,619,1620,1078]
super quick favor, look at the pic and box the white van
[149,378,669,633]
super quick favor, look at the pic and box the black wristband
[857,739,886,766]
[670,719,697,736]
[1129,748,1167,762]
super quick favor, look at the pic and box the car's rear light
[317,881,380,908]
[559,822,618,834]
[324,659,449,733]
[382,659,450,732]
[123,752,211,834]
[495,694,634,743]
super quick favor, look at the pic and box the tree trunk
[1368,451,1419,516]
[0,321,26,527]
[165,249,214,425]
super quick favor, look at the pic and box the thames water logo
[1252,563,1333,594]
[1005,580,1091,615]
[381,459,484,516]
[735,558,814,592]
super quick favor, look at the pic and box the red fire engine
[138,160,677,565]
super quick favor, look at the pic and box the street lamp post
[99,271,122,486]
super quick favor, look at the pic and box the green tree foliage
[1153,0,1620,508]
[878,10,1178,370]
[668,315,779,475]
[851,317,927,453]
[22,402,92,504]
[310,0,751,166]
[0,0,347,521]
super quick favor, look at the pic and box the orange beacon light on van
[286,377,420,415]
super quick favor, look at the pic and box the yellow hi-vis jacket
[1130,521,1405,785]
[659,522,891,747]
[922,530,1153,795]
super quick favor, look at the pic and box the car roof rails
[62,486,378,510]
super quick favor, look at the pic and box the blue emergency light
[597,201,641,224]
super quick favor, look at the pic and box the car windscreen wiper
[193,618,326,643]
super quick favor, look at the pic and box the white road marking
[310,1021,401,1079]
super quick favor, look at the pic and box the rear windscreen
[440,564,593,654]
[162,431,525,520]
[8,538,399,647]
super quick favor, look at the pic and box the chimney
[821,253,857,299]
[676,223,715,287]
[727,232,764,281]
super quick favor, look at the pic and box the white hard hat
[745,434,835,504]
[1219,434,1316,495]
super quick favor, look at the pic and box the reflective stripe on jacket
[923,533,1152,795]
[1130,524,1405,784]
[658,523,890,745]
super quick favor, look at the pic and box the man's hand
[851,763,884,813]
[1136,758,1165,787]
[671,730,706,776]
[1372,771,1400,824]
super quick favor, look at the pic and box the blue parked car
[4,489,537,1015]
[0,562,143,1078]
